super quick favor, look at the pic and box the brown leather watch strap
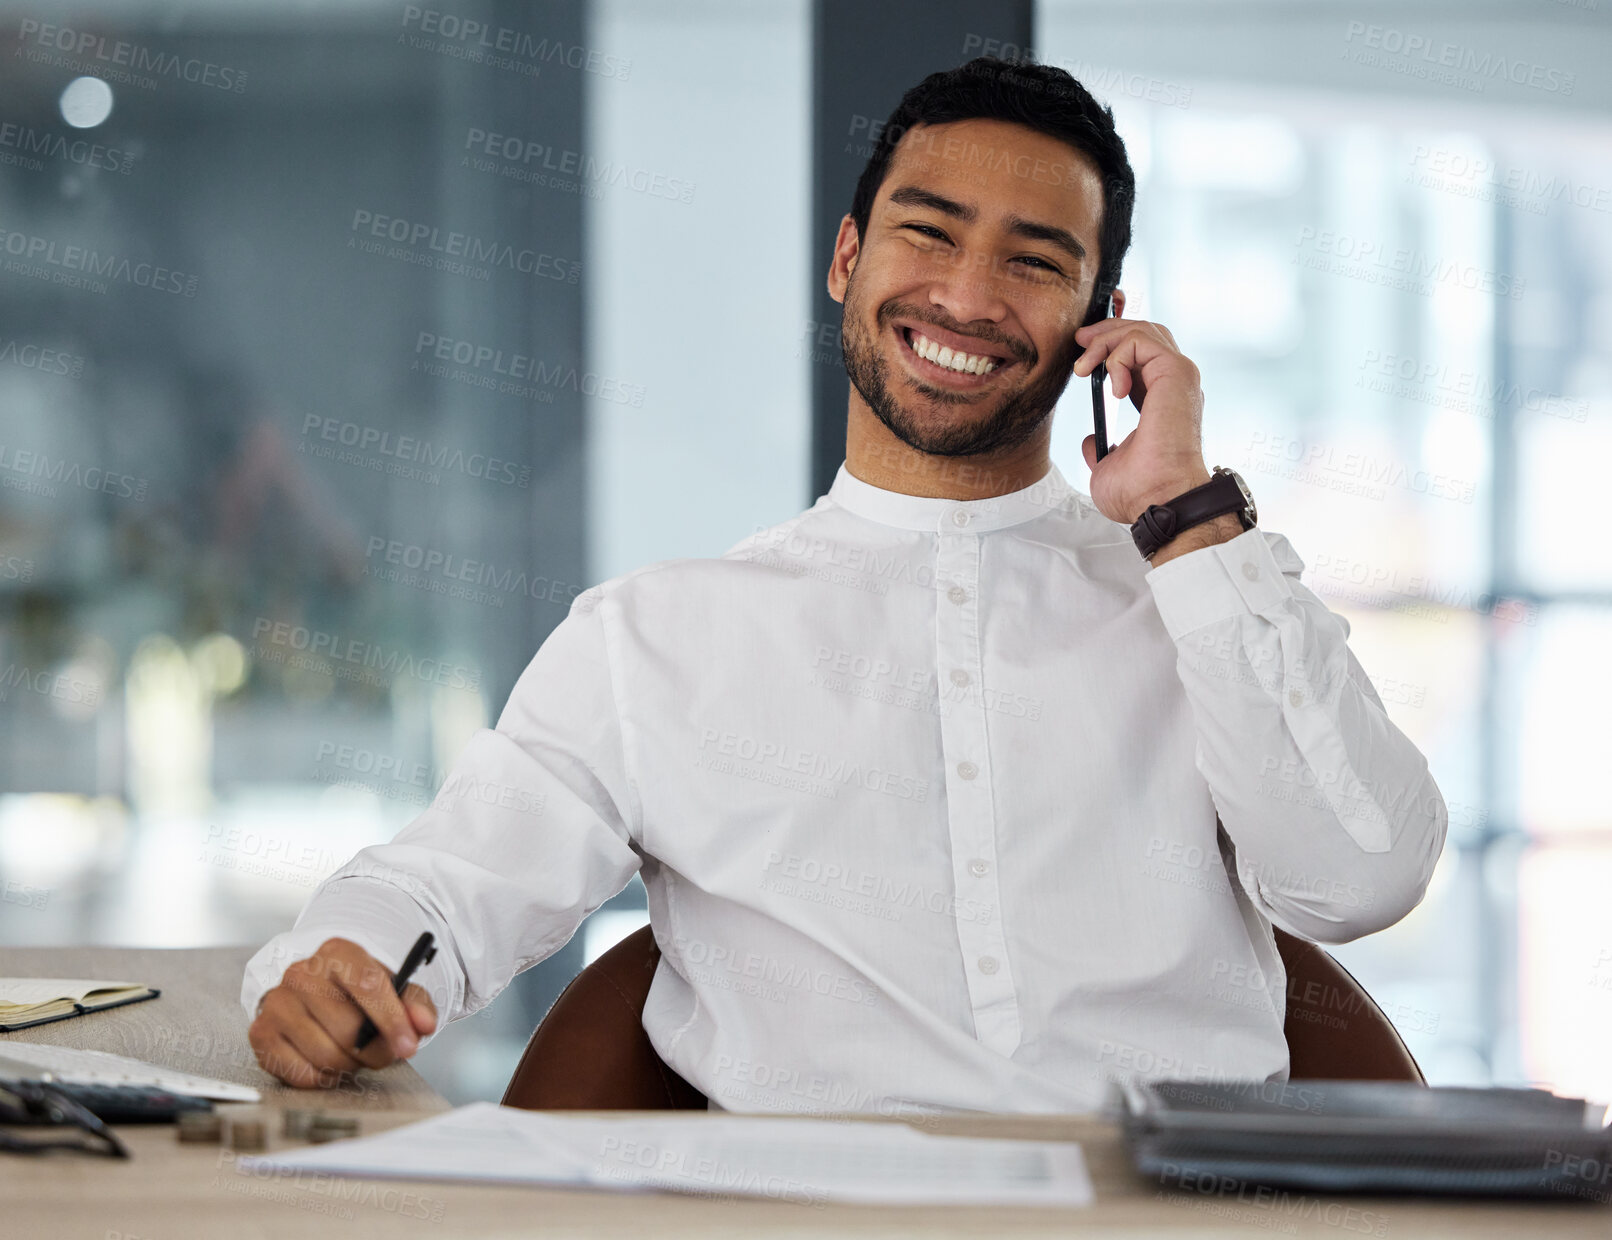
[1131,469,1253,560]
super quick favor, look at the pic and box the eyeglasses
[0,1078,130,1158]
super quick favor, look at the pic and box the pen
[354,931,436,1053]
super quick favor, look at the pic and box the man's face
[835,117,1105,458]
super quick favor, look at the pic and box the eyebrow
[885,184,1089,266]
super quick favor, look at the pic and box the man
[244,57,1446,1114]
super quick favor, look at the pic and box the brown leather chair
[502,924,1423,1111]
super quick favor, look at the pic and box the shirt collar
[826,460,1081,534]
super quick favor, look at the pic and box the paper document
[236,1102,1093,1208]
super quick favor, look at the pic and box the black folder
[1116,1078,1612,1200]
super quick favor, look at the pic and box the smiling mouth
[896,325,1016,384]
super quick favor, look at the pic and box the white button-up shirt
[242,462,1447,1115]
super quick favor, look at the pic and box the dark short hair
[848,56,1135,321]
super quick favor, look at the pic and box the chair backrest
[502,924,704,1111]
[501,924,1422,1110]
[1278,930,1424,1083]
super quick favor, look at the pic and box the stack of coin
[282,1107,315,1139]
[229,1118,268,1152]
[176,1110,224,1144]
[306,1114,360,1144]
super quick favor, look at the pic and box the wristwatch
[1130,466,1257,561]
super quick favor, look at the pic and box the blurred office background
[0,0,1607,1105]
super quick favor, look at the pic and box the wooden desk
[5,949,1610,1236]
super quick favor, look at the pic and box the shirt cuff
[1144,526,1295,639]
[238,877,460,1046]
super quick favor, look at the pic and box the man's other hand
[248,937,437,1088]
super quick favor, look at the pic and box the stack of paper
[236,1102,1092,1208]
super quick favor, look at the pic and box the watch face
[1218,466,1256,526]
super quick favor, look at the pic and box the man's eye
[903,226,1061,277]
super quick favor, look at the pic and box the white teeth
[907,329,998,375]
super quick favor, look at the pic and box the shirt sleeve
[240,589,644,1032]
[1145,526,1448,944]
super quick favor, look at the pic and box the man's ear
[827,213,859,305]
[1109,287,1126,318]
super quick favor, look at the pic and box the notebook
[0,978,160,1032]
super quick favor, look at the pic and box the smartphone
[1087,293,1115,461]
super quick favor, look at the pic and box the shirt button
[952,510,971,527]
[1289,688,1304,706]
[977,955,999,975]
[950,669,970,687]
[1242,562,1260,582]
[957,761,978,780]
[969,859,990,877]
[947,585,968,605]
